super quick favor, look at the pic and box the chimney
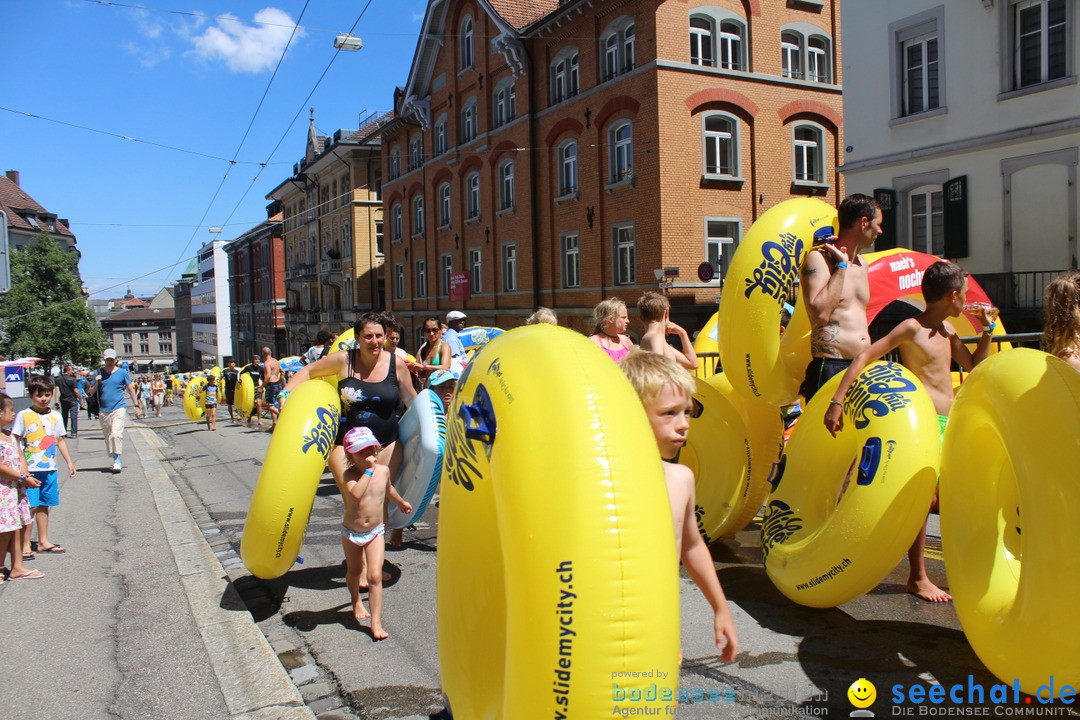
[5,170,19,187]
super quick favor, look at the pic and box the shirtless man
[823,262,994,602]
[798,193,883,401]
[637,291,698,370]
[260,347,283,429]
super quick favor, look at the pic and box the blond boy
[620,350,738,661]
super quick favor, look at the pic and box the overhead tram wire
[210,0,378,236]
[155,0,313,292]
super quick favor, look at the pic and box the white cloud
[411,11,424,22]
[132,8,163,39]
[186,8,304,74]
[124,40,172,68]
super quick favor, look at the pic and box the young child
[619,350,739,662]
[204,376,218,431]
[0,392,44,580]
[1043,270,1080,371]
[339,426,413,640]
[637,292,698,370]
[823,261,995,602]
[12,374,77,558]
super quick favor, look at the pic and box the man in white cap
[444,310,468,373]
[87,349,141,473]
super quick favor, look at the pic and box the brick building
[381,0,844,342]
[267,110,390,355]
[225,211,287,362]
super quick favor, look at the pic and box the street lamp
[334,34,363,51]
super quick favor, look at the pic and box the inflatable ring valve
[387,389,446,529]
[763,361,940,608]
[241,380,340,579]
[438,324,679,718]
[940,349,1080,694]
[719,197,837,406]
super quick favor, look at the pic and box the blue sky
[2,0,426,299]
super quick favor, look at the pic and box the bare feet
[371,623,388,641]
[908,578,952,602]
[353,598,370,621]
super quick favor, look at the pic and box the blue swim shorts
[26,470,59,508]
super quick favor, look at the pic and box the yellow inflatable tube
[235,368,255,418]
[719,198,836,406]
[763,361,940,608]
[692,311,721,378]
[940,349,1080,695]
[184,377,207,421]
[241,380,340,579]
[438,325,679,718]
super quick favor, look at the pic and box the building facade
[267,110,390,355]
[191,239,233,367]
[99,304,177,373]
[841,0,1078,329]
[381,0,844,341]
[226,211,287,362]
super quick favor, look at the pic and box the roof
[489,0,562,30]
[0,174,74,237]
[100,307,176,324]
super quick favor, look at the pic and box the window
[558,139,578,196]
[561,232,580,288]
[610,121,633,183]
[719,21,745,70]
[909,186,945,256]
[550,49,580,104]
[502,243,517,292]
[600,17,635,81]
[499,160,515,211]
[705,219,740,282]
[343,222,352,257]
[441,253,453,296]
[158,338,172,354]
[434,116,447,155]
[409,133,423,171]
[389,146,401,179]
[466,172,481,220]
[493,78,516,128]
[392,203,402,242]
[438,182,452,227]
[394,263,404,299]
[373,171,382,200]
[412,195,425,236]
[1014,0,1067,88]
[375,220,384,255]
[781,31,801,78]
[460,15,474,70]
[612,223,636,285]
[808,37,830,82]
[901,32,940,115]
[703,114,737,177]
[140,333,150,354]
[461,99,477,143]
[469,247,483,294]
[793,124,825,183]
[416,259,427,298]
[690,16,715,66]
[123,333,133,355]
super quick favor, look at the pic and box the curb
[131,427,317,720]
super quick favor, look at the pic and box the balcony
[296,264,317,279]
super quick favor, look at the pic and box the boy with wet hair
[824,260,996,602]
[636,292,697,370]
[340,426,412,640]
[619,350,739,662]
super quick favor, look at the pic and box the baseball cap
[446,310,467,322]
[103,349,118,360]
[343,426,380,453]
[428,369,459,388]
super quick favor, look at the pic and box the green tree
[0,233,105,369]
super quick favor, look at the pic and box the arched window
[690,16,715,66]
[703,114,738,177]
[434,115,448,155]
[492,77,517,128]
[719,20,745,70]
[461,97,477,143]
[550,47,580,104]
[392,202,402,242]
[412,194,425,236]
[781,31,802,79]
[781,24,833,84]
[807,36,830,83]
[609,121,633,183]
[409,133,423,170]
[498,159,515,211]
[792,123,825,183]
[558,139,578,196]
[466,172,481,220]
[460,15,474,70]
[600,16,636,82]
[389,145,401,179]
[439,182,452,227]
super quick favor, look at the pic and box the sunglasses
[424,328,440,333]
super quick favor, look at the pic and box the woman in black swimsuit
[282,311,418,494]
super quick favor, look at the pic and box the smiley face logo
[847,678,877,709]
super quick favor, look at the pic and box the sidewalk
[0,414,314,720]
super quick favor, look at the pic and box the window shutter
[873,188,898,250]
[943,175,969,259]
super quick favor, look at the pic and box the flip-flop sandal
[22,552,35,561]
[12,569,44,579]
[38,545,66,554]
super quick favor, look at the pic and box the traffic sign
[697,262,715,283]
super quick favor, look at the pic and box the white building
[191,240,233,367]
[841,0,1078,325]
